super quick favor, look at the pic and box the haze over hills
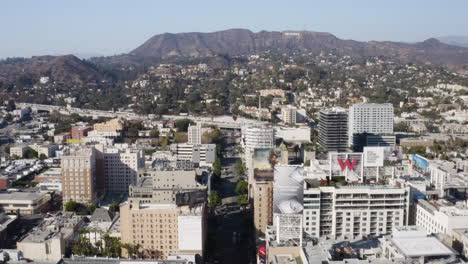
[437,36,468,48]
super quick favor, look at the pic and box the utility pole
[258,95,262,121]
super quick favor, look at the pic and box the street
[205,129,255,264]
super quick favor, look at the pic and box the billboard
[175,190,207,206]
[364,146,403,167]
[273,165,304,215]
[411,154,429,175]
[253,148,287,180]
[383,146,403,162]
[253,148,285,170]
[364,147,384,167]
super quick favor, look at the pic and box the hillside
[130,29,468,69]
[0,55,104,85]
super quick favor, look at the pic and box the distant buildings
[187,123,202,145]
[318,108,348,152]
[259,89,286,97]
[9,145,27,158]
[71,125,91,140]
[281,106,297,125]
[348,103,394,150]
[93,118,124,133]
[170,143,216,167]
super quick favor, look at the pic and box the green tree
[235,179,248,195]
[213,157,222,178]
[64,200,80,212]
[39,153,47,161]
[175,119,193,132]
[149,129,160,138]
[237,194,249,207]
[109,203,120,213]
[235,159,245,176]
[394,122,409,132]
[87,203,97,214]
[4,145,11,155]
[24,148,38,159]
[208,191,222,208]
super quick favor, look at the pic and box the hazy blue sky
[1,0,467,58]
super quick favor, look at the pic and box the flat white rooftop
[391,236,454,257]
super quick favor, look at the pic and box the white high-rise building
[242,125,275,169]
[303,184,409,238]
[188,123,202,145]
[348,103,394,148]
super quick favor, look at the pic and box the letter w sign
[338,158,358,171]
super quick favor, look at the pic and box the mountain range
[1,29,468,86]
[437,36,468,48]
[130,29,468,69]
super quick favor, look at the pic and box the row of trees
[73,229,142,258]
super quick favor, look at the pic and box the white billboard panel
[364,147,384,167]
[178,215,202,251]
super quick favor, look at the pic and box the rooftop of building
[388,235,455,258]
[127,202,204,215]
[254,169,274,181]
[62,256,192,264]
[35,167,61,177]
[18,212,84,243]
[65,147,94,157]
[0,191,47,201]
[0,212,17,232]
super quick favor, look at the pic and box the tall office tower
[302,183,409,239]
[242,125,275,169]
[120,169,207,259]
[281,106,297,125]
[61,147,97,204]
[318,108,348,152]
[348,103,394,150]
[188,123,202,145]
[95,144,145,193]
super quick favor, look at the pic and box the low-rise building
[17,213,85,262]
[10,145,27,158]
[0,192,50,215]
[416,198,468,235]
[379,226,456,263]
[170,143,216,167]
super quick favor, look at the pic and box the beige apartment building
[253,172,274,236]
[95,144,145,193]
[120,202,205,259]
[93,118,124,132]
[61,147,97,205]
[120,168,207,259]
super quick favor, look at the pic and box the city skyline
[1,0,467,58]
